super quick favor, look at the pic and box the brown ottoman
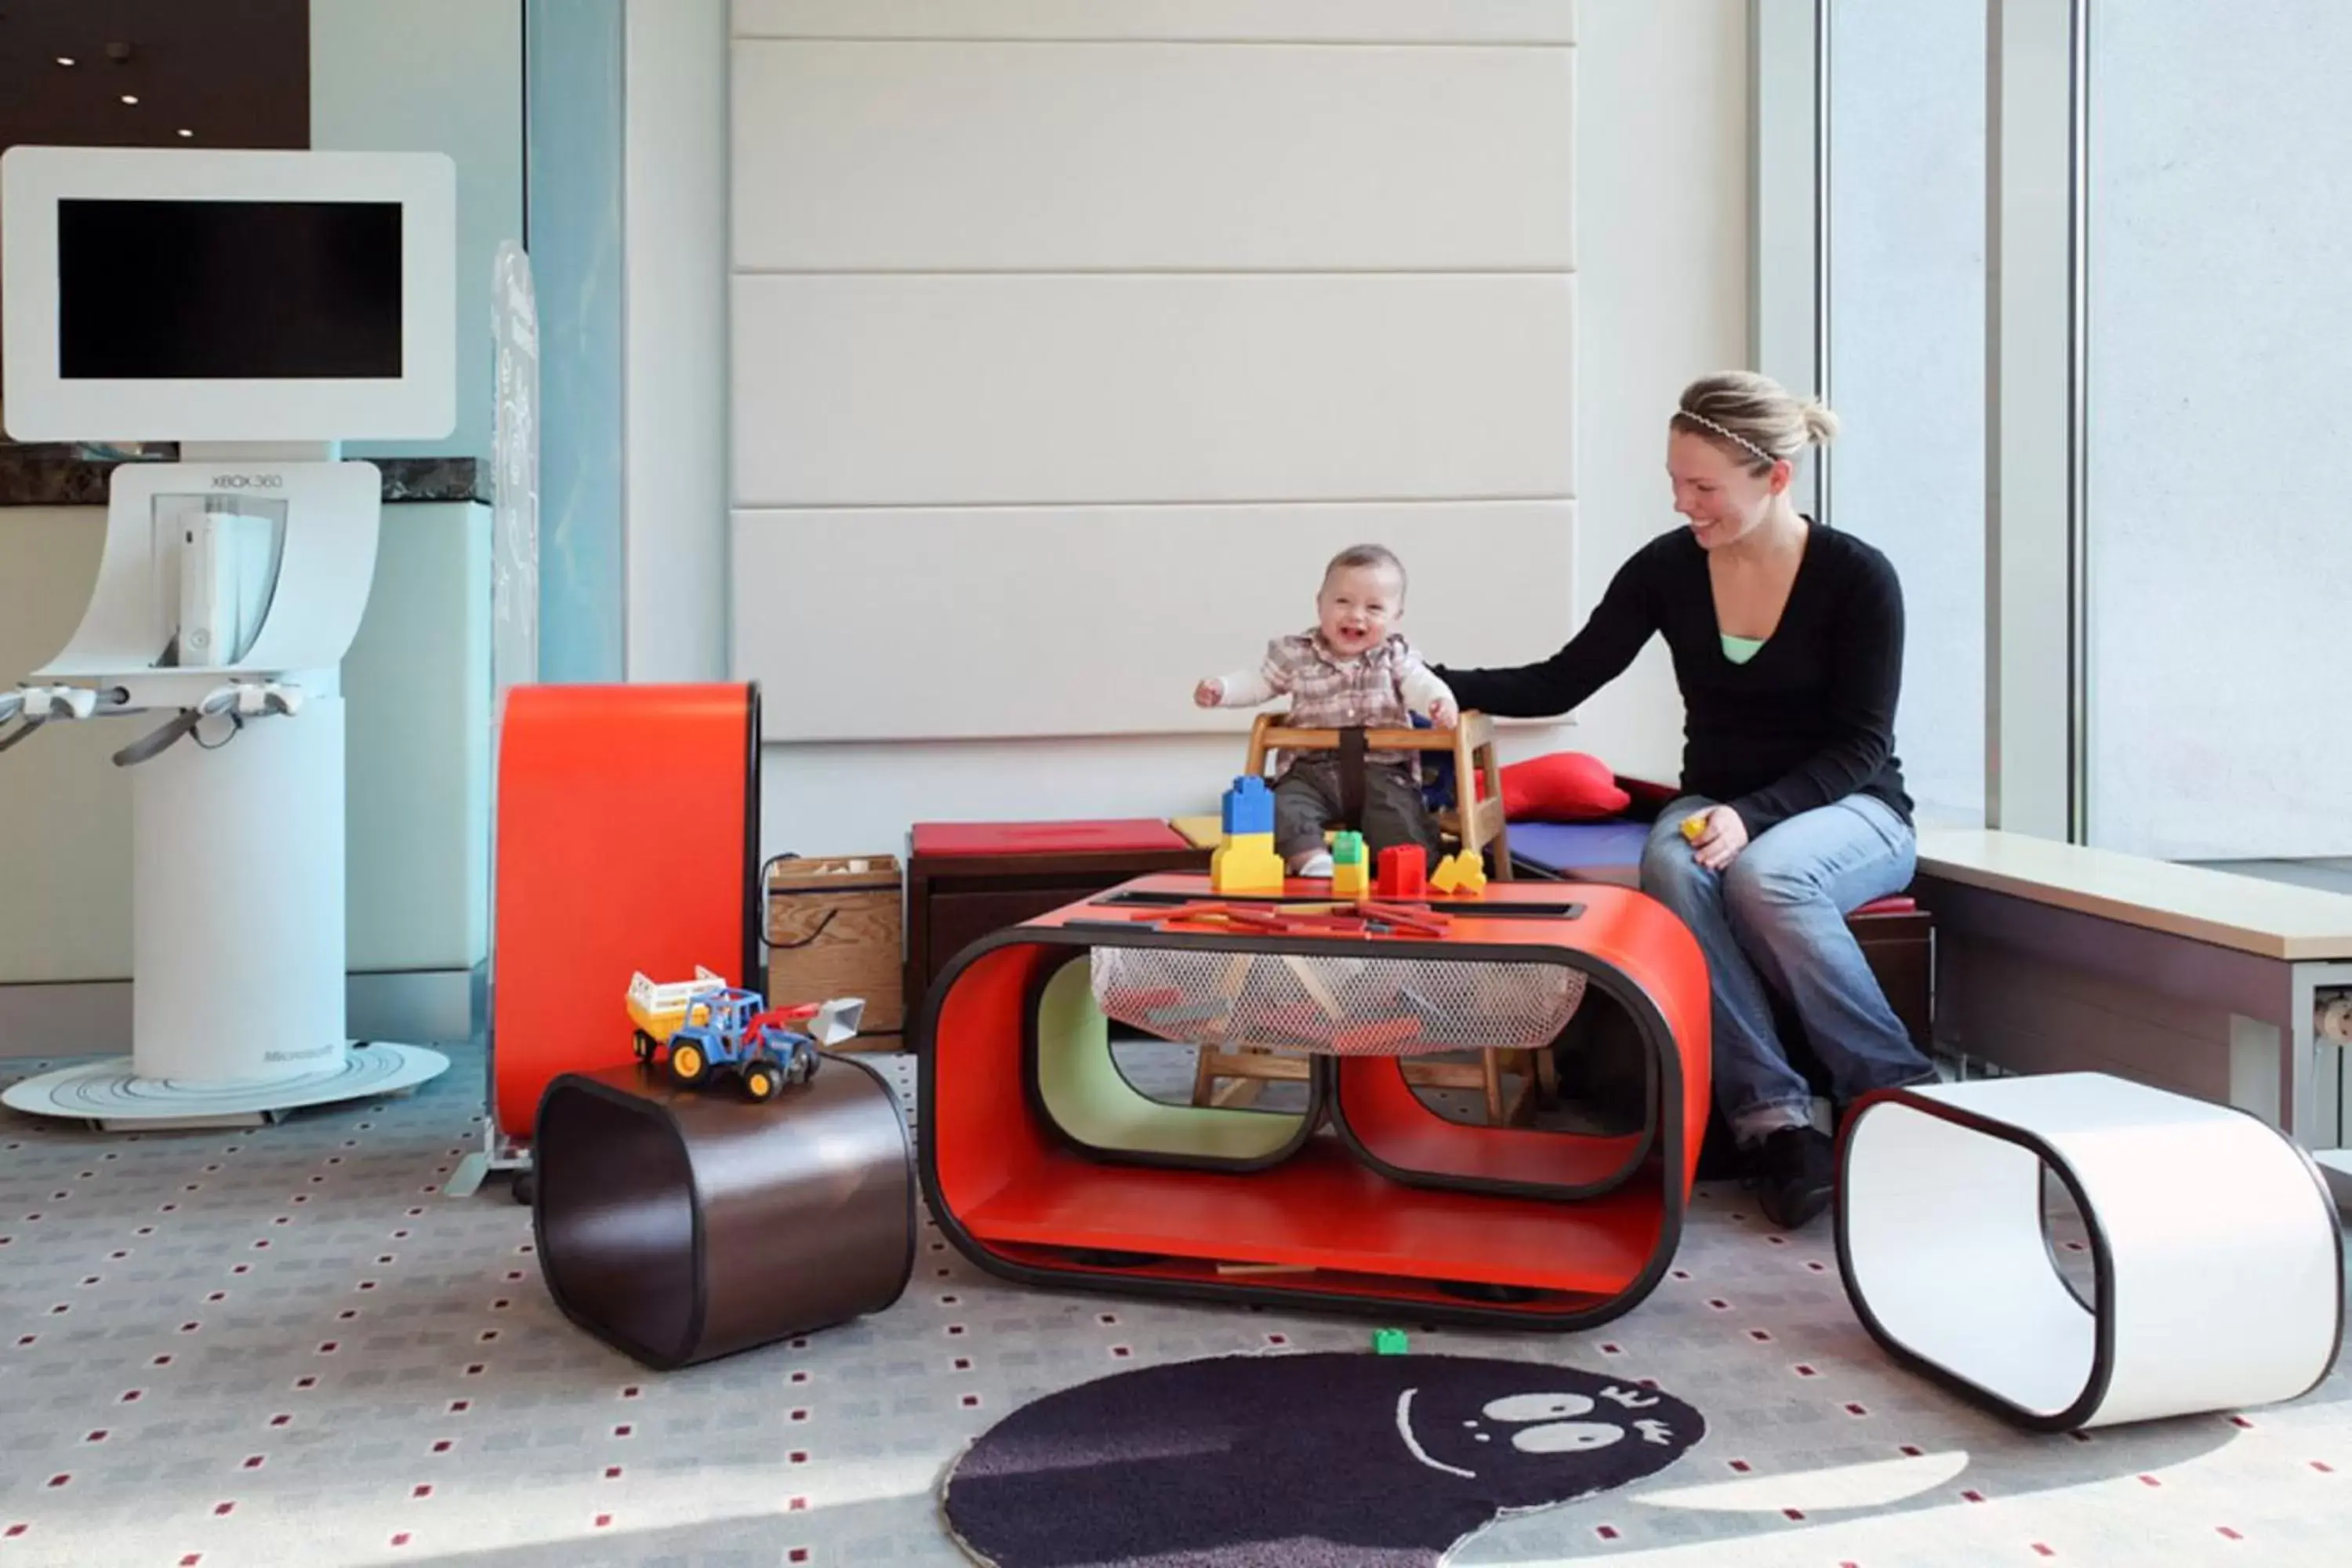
[531,1055,913,1370]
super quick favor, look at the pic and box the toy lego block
[1680,812,1708,843]
[1332,860,1370,899]
[1210,832,1285,896]
[1365,914,1446,938]
[1146,1000,1235,1029]
[1398,985,1450,1034]
[1359,902,1452,932]
[1105,986,1185,1012]
[1249,1001,1337,1043]
[1331,1016,1421,1054]
[1429,850,1490,896]
[1279,953,1348,1022]
[1375,844,1427,898]
[1221,775,1277,837]
[1373,1328,1410,1355]
[1331,830,1367,866]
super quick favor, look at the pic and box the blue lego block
[1221,775,1276,837]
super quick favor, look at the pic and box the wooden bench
[1911,828,2352,1208]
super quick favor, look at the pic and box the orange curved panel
[491,683,760,1141]
[1332,1056,1653,1199]
[916,874,1713,1330]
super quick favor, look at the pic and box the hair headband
[1675,408,1778,466]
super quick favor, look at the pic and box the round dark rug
[939,1351,1705,1567]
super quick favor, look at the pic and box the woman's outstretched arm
[1431,552,1659,719]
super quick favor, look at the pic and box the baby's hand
[1194,678,1223,708]
[1428,695,1458,728]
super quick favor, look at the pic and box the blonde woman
[1433,371,1934,1231]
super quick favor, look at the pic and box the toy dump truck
[626,966,866,1102]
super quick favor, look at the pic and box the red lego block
[1375,845,1428,898]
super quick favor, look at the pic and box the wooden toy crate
[764,854,904,1040]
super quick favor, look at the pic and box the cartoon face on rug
[940,1352,1704,1567]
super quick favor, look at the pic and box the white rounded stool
[1835,1072,2343,1431]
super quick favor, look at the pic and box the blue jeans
[1639,793,1936,1145]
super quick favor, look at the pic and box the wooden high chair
[1190,710,1543,1124]
[1240,710,1514,881]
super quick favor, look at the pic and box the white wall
[310,0,524,463]
[622,0,731,684]
[1564,0,1748,791]
[0,511,135,982]
[729,0,1746,855]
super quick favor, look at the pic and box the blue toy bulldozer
[663,986,819,1103]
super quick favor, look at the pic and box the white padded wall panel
[732,275,1576,507]
[728,2,1580,743]
[731,41,1574,270]
[731,1,1575,45]
[733,503,1576,742]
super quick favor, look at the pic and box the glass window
[2085,0,2352,859]
[1826,0,1990,827]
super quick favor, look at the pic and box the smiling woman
[1432,371,1938,1231]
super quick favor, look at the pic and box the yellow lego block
[1211,831,1286,895]
[1680,812,1709,843]
[1429,850,1489,895]
[1332,860,1370,899]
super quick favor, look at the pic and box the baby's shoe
[1294,851,1334,878]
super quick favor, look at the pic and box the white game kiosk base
[3,1047,448,1131]
[0,452,452,1129]
[0,146,459,1130]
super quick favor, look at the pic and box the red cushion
[1851,895,1917,917]
[912,818,1189,857]
[1499,752,1632,822]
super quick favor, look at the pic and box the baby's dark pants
[1271,753,1442,863]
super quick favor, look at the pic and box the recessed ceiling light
[120,94,138,104]
[177,129,194,139]
[57,56,77,66]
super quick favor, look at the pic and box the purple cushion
[1506,818,1651,875]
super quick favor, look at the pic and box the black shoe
[1751,1126,1836,1230]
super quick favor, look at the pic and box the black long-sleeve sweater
[1432,522,1912,837]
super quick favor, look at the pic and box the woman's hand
[1685,805,1750,870]
[1194,678,1223,708]
[1428,695,1458,728]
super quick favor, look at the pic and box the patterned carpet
[1,1041,2346,1568]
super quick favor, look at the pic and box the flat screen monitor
[2,146,453,442]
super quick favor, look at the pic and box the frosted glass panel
[2087,0,2352,858]
[526,0,626,684]
[1828,0,1987,827]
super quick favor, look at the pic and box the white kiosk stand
[0,145,457,1126]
